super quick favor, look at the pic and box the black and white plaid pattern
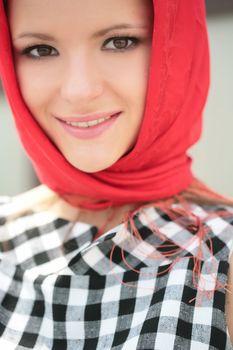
[0,196,233,349]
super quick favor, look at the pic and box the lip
[54,111,122,140]
[55,111,121,123]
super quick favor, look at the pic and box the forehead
[8,0,153,29]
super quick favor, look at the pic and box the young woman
[0,0,233,349]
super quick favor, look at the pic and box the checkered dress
[0,196,233,350]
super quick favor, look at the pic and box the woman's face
[9,0,153,172]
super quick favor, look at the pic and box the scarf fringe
[108,181,233,305]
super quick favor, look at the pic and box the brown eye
[103,36,139,51]
[22,45,58,59]
[113,38,129,49]
[35,46,54,56]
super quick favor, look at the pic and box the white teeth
[64,115,112,128]
[88,119,99,126]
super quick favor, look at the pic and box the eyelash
[20,36,141,60]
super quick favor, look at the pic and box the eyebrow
[14,24,149,41]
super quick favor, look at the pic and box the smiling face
[8,0,153,173]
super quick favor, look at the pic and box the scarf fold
[0,0,210,209]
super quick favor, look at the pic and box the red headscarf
[0,0,210,209]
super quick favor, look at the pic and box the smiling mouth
[55,112,122,139]
[62,115,112,128]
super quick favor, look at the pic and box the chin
[67,157,117,173]
[62,146,126,173]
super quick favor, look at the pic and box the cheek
[15,60,55,113]
[111,49,151,104]
[16,65,40,109]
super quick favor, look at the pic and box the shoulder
[0,185,57,222]
[193,201,233,247]
[12,184,57,208]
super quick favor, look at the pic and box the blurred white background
[0,1,233,196]
[189,1,233,197]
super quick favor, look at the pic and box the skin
[8,0,153,173]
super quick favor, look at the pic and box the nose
[60,54,103,103]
